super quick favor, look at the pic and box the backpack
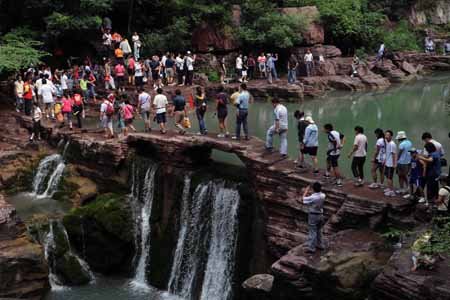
[106,102,114,117]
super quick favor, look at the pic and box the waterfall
[32,140,69,198]
[168,176,212,299]
[199,182,240,300]
[167,180,240,300]
[44,220,95,290]
[130,161,159,289]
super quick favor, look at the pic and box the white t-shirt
[135,63,143,77]
[236,57,243,69]
[423,139,445,156]
[153,94,168,114]
[185,57,194,71]
[139,92,151,111]
[274,104,288,129]
[61,74,68,90]
[35,78,43,91]
[33,107,42,122]
[304,53,313,62]
[39,84,55,103]
[385,140,397,167]
[353,134,368,157]
[327,130,341,156]
[15,80,24,97]
[438,187,450,212]
[376,138,386,162]
[176,57,184,70]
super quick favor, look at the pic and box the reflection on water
[45,277,183,300]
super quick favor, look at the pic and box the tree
[0,28,50,75]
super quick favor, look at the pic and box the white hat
[187,51,192,55]
[396,131,407,140]
[305,116,315,124]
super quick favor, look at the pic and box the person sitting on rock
[300,182,326,254]
[351,54,360,77]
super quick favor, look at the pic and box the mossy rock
[62,193,134,274]
[55,252,91,286]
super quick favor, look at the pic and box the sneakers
[323,173,331,179]
[418,197,426,203]
[384,190,396,197]
[231,136,239,140]
[383,188,391,193]
[368,183,379,189]
[217,134,225,138]
[354,179,364,187]
[336,179,343,187]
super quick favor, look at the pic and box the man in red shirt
[23,78,34,116]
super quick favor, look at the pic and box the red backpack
[106,102,115,117]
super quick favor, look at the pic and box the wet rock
[371,231,450,300]
[242,274,274,300]
[0,194,49,299]
[271,229,392,300]
[399,61,418,75]
[62,193,134,273]
[372,60,414,83]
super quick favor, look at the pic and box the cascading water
[168,176,212,299]
[130,161,159,288]
[167,180,240,300]
[44,220,95,290]
[199,182,240,300]
[32,141,70,198]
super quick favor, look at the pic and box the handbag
[182,117,191,129]
[441,157,448,167]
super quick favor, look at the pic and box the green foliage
[206,70,220,82]
[0,28,50,75]
[239,0,306,49]
[417,217,450,256]
[80,0,113,14]
[383,20,420,52]
[355,48,368,61]
[316,0,384,50]
[381,227,409,243]
[172,0,232,26]
[141,17,191,54]
[46,12,102,36]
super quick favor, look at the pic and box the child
[408,148,426,202]
[30,102,42,141]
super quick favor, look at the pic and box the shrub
[383,20,420,52]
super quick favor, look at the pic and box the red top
[115,64,125,76]
[73,94,83,105]
[62,97,73,113]
[128,58,135,69]
[23,82,33,100]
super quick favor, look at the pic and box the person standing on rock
[265,98,288,157]
[303,116,319,173]
[266,53,279,84]
[23,77,34,116]
[153,88,168,134]
[184,51,196,86]
[29,102,42,142]
[100,96,114,139]
[172,89,187,134]
[38,78,56,119]
[176,53,185,86]
[369,128,386,189]
[375,42,385,66]
[396,131,412,195]
[233,83,250,141]
[104,58,116,91]
[348,126,368,187]
[257,52,267,79]
[287,53,299,84]
[247,55,256,80]
[14,75,24,113]
[236,54,243,82]
[304,49,314,77]
[300,181,326,254]
[294,110,308,168]
[324,123,343,187]
[216,86,230,138]
[194,86,207,135]
[383,130,397,197]
[132,32,141,60]
[138,88,152,132]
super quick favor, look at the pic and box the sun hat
[396,131,407,140]
[408,147,417,153]
[305,116,315,124]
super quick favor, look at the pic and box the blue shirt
[410,158,422,180]
[303,124,319,147]
[398,139,412,164]
[267,56,277,69]
[236,91,250,110]
[427,152,442,178]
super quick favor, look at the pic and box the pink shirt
[123,104,133,120]
[257,56,266,64]
[115,64,125,76]
[62,97,73,113]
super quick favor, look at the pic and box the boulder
[408,0,450,26]
[399,61,418,75]
[62,193,135,273]
[0,194,49,299]
[271,229,392,300]
[371,60,413,83]
[242,274,274,300]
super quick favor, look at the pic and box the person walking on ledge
[265,98,288,157]
[300,182,326,254]
[348,126,368,187]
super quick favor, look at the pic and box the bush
[383,20,420,52]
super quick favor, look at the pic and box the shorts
[166,68,174,77]
[135,76,143,86]
[236,68,242,76]
[174,110,185,124]
[63,112,72,121]
[156,112,166,124]
[217,109,228,121]
[384,166,395,180]
[327,154,340,168]
[397,164,411,177]
[303,146,318,156]
[125,118,133,126]
[152,71,159,81]
[102,116,113,129]
[128,68,134,75]
[410,176,425,188]
[141,110,150,121]
[242,70,248,76]
[373,160,384,171]
[258,63,266,72]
